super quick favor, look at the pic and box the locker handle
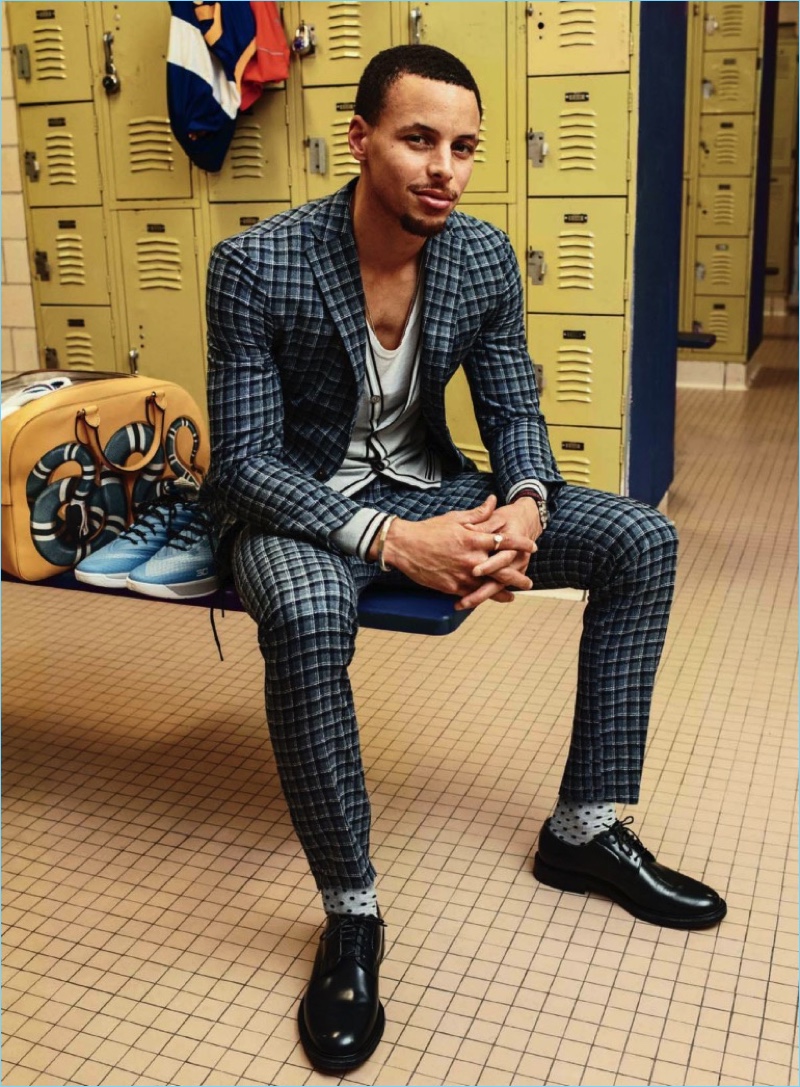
[410,7,423,44]
[34,250,51,282]
[128,349,139,376]
[307,137,328,175]
[25,150,40,183]
[527,131,549,167]
[102,32,121,95]
[14,44,31,81]
[527,249,547,285]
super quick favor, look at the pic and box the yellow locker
[692,296,746,354]
[698,115,754,175]
[41,306,117,372]
[406,2,508,194]
[18,102,102,208]
[694,237,749,295]
[765,173,795,294]
[116,210,206,410]
[700,51,758,114]
[547,426,621,492]
[771,35,799,169]
[702,2,762,52]
[29,207,110,307]
[457,205,508,233]
[527,314,624,428]
[97,2,192,201]
[7,2,93,105]
[296,2,392,87]
[208,204,292,249]
[207,91,291,205]
[527,197,627,315]
[302,86,360,201]
[444,367,491,475]
[527,74,630,197]
[696,176,751,234]
[528,2,630,76]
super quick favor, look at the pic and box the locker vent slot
[709,251,733,288]
[558,231,594,289]
[55,235,86,286]
[711,192,735,226]
[475,115,488,165]
[559,110,597,171]
[331,119,359,178]
[44,132,77,185]
[556,347,593,402]
[64,331,97,370]
[32,26,67,82]
[558,455,592,486]
[327,3,364,61]
[128,118,176,174]
[718,5,746,39]
[715,66,742,104]
[558,4,598,49]
[227,119,265,179]
[704,310,730,342]
[136,237,182,290]
[712,130,739,165]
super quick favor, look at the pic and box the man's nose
[427,146,454,182]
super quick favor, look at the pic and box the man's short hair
[354,44,482,125]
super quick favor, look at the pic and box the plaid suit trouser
[233,473,678,890]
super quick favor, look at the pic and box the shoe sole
[74,569,129,590]
[533,853,728,930]
[125,576,220,600]
[297,998,385,1074]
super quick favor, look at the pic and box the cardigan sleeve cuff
[330,508,388,561]
[507,479,549,503]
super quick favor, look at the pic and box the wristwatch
[512,488,549,532]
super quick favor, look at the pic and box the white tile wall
[1,0,38,378]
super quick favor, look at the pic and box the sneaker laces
[126,489,196,546]
[163,504,216,552]
[607,816,655,862]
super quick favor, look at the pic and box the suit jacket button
[314,469,326,481]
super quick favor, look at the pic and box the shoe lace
[324,915,384,964]
[126,489,196,545]
[164,504,216,553]
[608,816,655,862]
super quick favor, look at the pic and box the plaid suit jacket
[204,180,564,552]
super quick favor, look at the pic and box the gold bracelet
[376,515,396,573]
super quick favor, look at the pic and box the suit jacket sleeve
[459,233,564,499]
[204,236,374,550]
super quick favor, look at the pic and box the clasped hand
[380,494,542,611]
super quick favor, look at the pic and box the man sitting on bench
[203,44,726,1076]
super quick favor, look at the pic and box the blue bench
[2,571,472,637]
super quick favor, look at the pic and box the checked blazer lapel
[304,188,367,389]
[420,224,462,400]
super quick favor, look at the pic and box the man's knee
[610,505,678,589]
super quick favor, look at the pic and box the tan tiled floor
[2,323,798,1087]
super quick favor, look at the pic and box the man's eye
[406,134,428,146]
[454,143,475,157]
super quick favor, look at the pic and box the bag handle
[75,391,167,473]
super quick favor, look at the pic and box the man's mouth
[412,188,456,213]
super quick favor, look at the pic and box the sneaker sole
[125,575,220,600]
[297,997,385,1074]
[533,853,728,930]
[75,569,130,590]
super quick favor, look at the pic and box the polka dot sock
[321,885,379,918]
[549,799,617,846]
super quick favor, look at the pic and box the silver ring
[492,533,503,548]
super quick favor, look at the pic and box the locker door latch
[704,15,719,36]
[34,250,51,281]
[292,21,316,56]
[307,137,328,175]
[45,347,60,369]
[25,151,40,182]
[533,363,545,394]
[410,7,423,44]
[527,249,547,285]
[14,44,31,80]
[102,32,121,95]
[128,349,139,376]
[527,131,549,167]
[695,262,706,282]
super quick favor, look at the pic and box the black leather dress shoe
[298,913,385,1074]
[533,817,727,929]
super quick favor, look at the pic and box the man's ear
[348,115,369,162]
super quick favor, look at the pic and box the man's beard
[400,213,449,238]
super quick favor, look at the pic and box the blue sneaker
[74,488,197,589]
[126,506,219,600]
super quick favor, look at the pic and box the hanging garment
[241,2,291,111]
[166,1,256,172]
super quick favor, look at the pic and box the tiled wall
[2,1,38,378]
